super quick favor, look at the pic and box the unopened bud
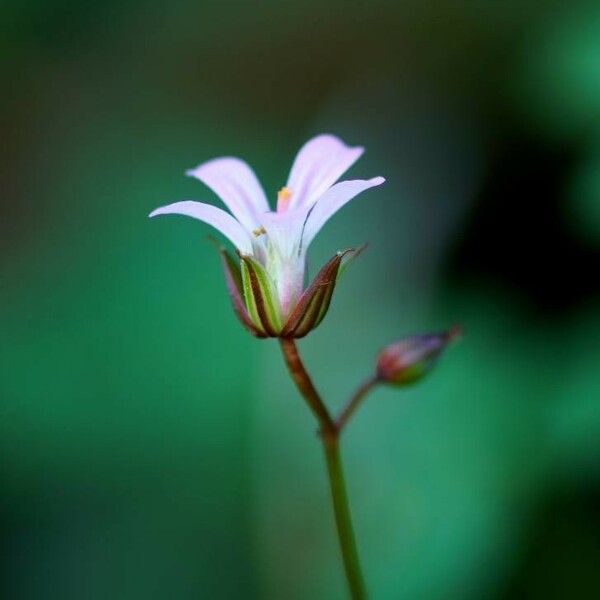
[376,325,462,385]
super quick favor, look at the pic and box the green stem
[279,338,367,600]
[322,431,367,599]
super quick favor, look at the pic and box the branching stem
[278,338,367,600]
[335,375,380,431]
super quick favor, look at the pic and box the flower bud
[376,325,462,385]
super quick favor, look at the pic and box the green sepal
[238,252,282,336]
[281,248,354,338]
[209,238,267,338]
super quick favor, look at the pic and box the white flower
[150,134,385,336]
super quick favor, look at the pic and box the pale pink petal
[302,177,385,248]
[260,209,307,259]
[149,201,253,253]
[186,157,270,232]
[286,134,364,210]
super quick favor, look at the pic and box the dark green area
[1,1,599,598]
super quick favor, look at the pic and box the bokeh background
[2,1,599,598]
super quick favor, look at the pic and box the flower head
[150,134,385,337]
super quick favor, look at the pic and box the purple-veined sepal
[212,241,268,338]
[280,248,358,338]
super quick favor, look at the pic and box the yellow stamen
[277,186,292,212]
[253,225,266,237]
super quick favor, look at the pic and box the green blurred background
[2,1,599,598]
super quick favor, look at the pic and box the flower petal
[149,201,253,253]
[186,157,270,231]
[260,208,307,258]
[286,134,364,210]
[302,177,385,248]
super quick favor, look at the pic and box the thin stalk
[335,375,379,432]
[278,338,336,436]
[322,431,367,599]
[279,338,367,600]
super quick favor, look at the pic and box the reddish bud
[376,325,462,385]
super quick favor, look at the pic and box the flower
[376,325,462,385]
[150,134,385,337]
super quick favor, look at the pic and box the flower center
[277,187,292,212]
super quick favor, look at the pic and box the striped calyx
[215,244,363,338]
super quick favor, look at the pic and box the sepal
[337,243,367,281]
[238,252,282,336]
[281,248,355,338]
[211,239,268,337]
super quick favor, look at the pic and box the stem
[279,338,367,600]
[322,432,367,599]
[336,375,379,432]
[278,338,336,436]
